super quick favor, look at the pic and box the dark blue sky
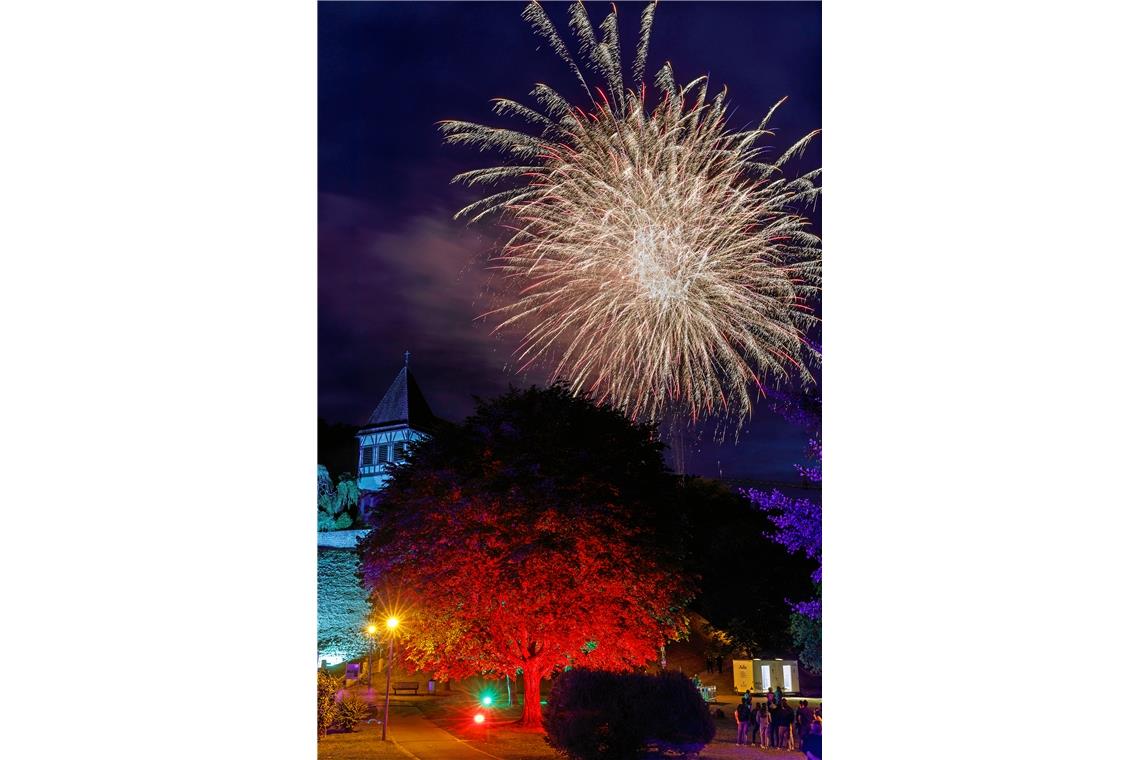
[319,1,821,482]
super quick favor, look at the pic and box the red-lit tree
[357,385,693,727]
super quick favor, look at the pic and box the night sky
[319,1,821,483]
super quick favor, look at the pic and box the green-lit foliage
[789,610,821,674]
[318,465,361,531]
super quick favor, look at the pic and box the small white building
[732,659,800,694]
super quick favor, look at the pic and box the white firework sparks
[441,1,821,428]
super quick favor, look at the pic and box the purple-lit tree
[744,487,821,585]
[746,484,821,672]
[744,389,822,671]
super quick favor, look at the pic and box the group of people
[734,688,821,756]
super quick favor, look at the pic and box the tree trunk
[520,664,544,727]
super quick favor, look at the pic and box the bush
[641,671,716,754]
[333,696,371,731]
[317,670,340,739]
[544,669,715,760]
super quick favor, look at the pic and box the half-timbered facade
[356,353,436,492]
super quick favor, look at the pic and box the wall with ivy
[317,546,370,667]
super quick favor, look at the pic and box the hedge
[544,669,715,760]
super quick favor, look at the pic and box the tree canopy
[744,387,822,671]
[317,464,360,531]
[357,384,693,726]
[675,476,816,658]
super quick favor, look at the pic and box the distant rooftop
[361,363,436,432]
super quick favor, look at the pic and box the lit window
[394,442,407,461]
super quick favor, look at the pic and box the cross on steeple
[404,350,410,367]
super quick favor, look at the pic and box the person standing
[803,725,822,759]
[803,712,823,759]
[770,697,779,747]
[734,698,752,746]
[768,693,780,748]
[797,700,814,751]
[752,700,769,747]
[706,653,714,674]
[774,698,794,749]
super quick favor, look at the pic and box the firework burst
[441,1,821,428]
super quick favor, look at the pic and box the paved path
[387,708,503,760]
[700,743,809,760]
[336,685,501,760]
[337,684,810,760]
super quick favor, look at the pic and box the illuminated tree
[318,465,360,531]
[676,477,814,657]
[358,385,693,727]
[744,388,822,671]
[749,389,821,583]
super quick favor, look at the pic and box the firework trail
[441,1,821,429]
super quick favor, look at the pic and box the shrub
[544,669,714,760]
[333,696,371,732]
[317,670,340,739]
[545,670,641,760]
[640,671,716,754]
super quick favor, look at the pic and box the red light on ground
[473,713,486,724]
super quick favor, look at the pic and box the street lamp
[365,624,378,689]
[382,617,399,741]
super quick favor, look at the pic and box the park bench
[392,681,419,695]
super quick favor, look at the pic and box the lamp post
[365,624,378,689]
[382,616,399,741]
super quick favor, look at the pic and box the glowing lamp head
[386,617,399,630]
[482,695,492,706]
[473,713,486,724]
[366,624,377,635]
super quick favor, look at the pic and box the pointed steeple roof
[361,354,436,431]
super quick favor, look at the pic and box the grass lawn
[417,699,557,760]
[317,720,410,760]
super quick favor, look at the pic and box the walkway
[387,707,503,760]
[336,684,811,760]
[335,685,502,760]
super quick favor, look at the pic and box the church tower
[356,352,436,492]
